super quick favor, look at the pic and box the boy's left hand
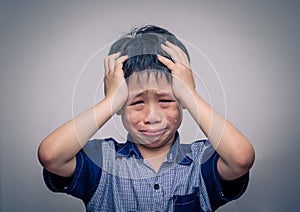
[159,42,254,181]
[158,41,196,106]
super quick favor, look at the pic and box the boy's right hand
[104,52,128,113]
[38,53,128,178]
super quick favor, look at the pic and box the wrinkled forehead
[126,71,173,97]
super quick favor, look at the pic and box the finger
[162,43,187,67]
[165,41,189,66]
[116,55,128,66]
[161,43,180,63]
[157,54,177,72]
[114,55,128,73]
[165,41,182,51]
[104,57,109,74]
[107,52,121,72]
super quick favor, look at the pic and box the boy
[38,25,254,211]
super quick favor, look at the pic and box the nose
[143,106,164,124]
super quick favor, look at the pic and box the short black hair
[108,25,190,80]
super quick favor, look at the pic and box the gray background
[1,0,300,211]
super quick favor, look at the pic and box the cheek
[172,114,182,127]
[122,109,141,128]
[165,107,182,126]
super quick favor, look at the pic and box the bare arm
[158,41,255,181]
[38,53,128,177]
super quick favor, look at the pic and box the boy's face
[121,71,182,149]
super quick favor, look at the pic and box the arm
[158,41,254,180]
[38,53,128,177]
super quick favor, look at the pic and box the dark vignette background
[1,0,299,211]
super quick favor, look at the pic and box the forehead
[127,71,173,97]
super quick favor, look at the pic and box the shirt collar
[115,134,143,159]
[166,132,193,165]
[115,132,193,165]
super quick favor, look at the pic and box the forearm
[184,91,255,180]
[158,42,254,180]
[38,98,114,176]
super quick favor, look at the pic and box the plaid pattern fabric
[84,134,213,211]
[43,132,249,211]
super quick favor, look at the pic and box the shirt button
[154,184,160,190]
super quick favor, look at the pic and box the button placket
[152,176,164,211]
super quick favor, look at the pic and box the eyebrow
[129,91,146,99]
[155,91,174,98]
[129,90,174,100]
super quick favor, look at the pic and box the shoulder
[187,139,215,161]
[85,137,118,147]
[82,137,122,167]
[84,137,121,153]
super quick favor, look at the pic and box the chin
[140,141,166,149]
[139,135,175,149]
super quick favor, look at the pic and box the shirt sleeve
[43,148,102,205]
[201,151,249,211]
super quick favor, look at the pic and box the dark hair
[108,25,190,80]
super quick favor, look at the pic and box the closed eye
[130,100,144,106]
[159,99,175,103]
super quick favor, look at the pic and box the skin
[120,72,182,171]
[38,41,255,181]
[158,41,255,180]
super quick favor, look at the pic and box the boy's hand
[158,41,196,107]
[159,42,254,181]
[104,52,128,113]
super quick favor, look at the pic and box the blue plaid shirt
[43,132,249,211]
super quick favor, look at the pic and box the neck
[136,142,171,160]
[135,137,175,172]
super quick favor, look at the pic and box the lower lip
[141,129,166,136]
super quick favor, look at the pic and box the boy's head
[109,25,190,147]
[109,25,190,79]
